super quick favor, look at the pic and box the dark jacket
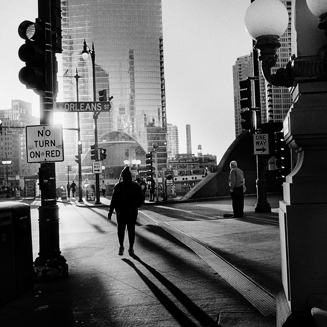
[109,181,145,214]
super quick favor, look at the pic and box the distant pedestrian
[149,178,155,201]
[71,181,76,197]
[139,178,147,196]
[67,182,71,198]
[108,166,145,256]
[229,160,245,218]
[101,180,106,196]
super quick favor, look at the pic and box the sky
[0,0,253,162]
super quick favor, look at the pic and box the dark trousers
[116,210,138,248]
[231,186,244,217]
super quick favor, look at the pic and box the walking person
[229,160,245,218]
[149,178,155,201]
[101,180,106,196]
[108,166,145,256]
[71,181,76,197]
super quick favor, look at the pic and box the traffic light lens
[19,66,43,86]
[26,24,36,40]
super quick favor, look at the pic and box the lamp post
[81,39,101,204]
[245,0,327,325]
[74,68,83,203]
[251,11,271,213]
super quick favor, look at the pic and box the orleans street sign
[55,102,111,112]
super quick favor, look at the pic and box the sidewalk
[0,195,280,326]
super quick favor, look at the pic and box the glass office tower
[57,0,167,184]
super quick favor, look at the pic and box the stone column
[277,0,327,325]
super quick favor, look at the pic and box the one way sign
[253,134,269,155]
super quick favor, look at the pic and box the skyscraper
[57,0,167,183]
[166,124,179,160]
[266,0,292,123]
[186,124,192,155]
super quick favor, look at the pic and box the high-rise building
[166,124,179,160]
[186,124,192,155]
[57,0,167,183]
[0,100,38,188]
[266,0,292,122]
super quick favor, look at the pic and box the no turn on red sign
[26,125,64,163]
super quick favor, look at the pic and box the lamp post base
[34,205,68,281]
[34,255,68,281]
[255,179,271,213]
[254,201,271,213]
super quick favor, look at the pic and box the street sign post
[26,124,64,163]
[55,101,111,112]
[253,133,269,155]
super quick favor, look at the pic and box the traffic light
[18,19,46,94]
[145,152,154,181]
[100,148,107,160]
[75,155,80,164]
[90,144,98,160]
[78,141,82,154]
[240,110,255,131]
[99,89,107,101]
[274,131,287,184]
[0,120,2,135]
[239,78,252,109]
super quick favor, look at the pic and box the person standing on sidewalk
[108,166,145,255]
[101,180,106,196]
[229,160,245,218]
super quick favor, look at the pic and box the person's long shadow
[122,256,217,327]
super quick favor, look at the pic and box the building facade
[0,100,38,190]
[266,0,293,122]
[57,0,167,184]
[166,123,179,160]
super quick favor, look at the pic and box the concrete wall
[182,131,282,200]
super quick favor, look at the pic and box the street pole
[34,0,67,280]
[152,143,159,201]
[74,68,83,203]
[82,40,101,204]
[252,36,271,213]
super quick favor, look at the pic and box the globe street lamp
[245,0,327,325]
[81,39,101,204]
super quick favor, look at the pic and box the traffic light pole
[33,0,68,280]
